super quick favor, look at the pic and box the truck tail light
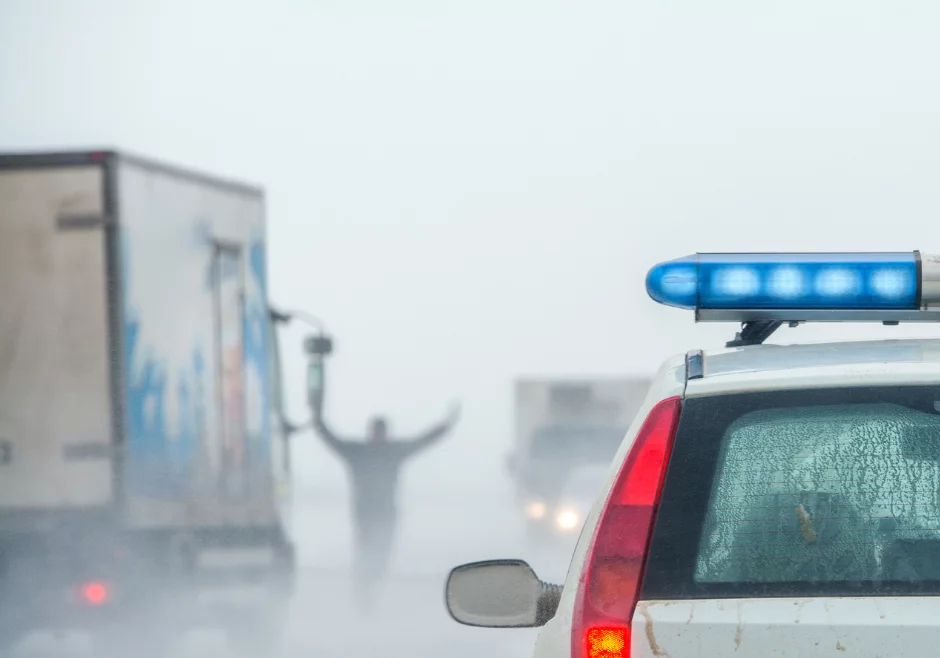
[571,397,682,658]
[79,581,110,606]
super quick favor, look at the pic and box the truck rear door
[0,163,114,508]
[638,384,940,657]
[213,241,248,501]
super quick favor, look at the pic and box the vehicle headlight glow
[525,500,547,520]
[555,508,581,531]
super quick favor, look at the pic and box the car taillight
[571,396,682,658]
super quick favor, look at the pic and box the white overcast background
[3,0,940,496]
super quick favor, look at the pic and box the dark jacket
[314,417,451,519]
[309,353,454,520]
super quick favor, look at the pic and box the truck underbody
[0,517,295,654]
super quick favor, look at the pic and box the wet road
[12,479,576,656]
[287,566,540,656]
[286,480,573,656]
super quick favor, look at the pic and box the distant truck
[0,150,297,655]
[507,378,652,541]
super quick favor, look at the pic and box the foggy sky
[4,0,940,493]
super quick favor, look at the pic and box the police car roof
[684,338,940,396]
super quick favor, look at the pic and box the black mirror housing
[304,334,333,357]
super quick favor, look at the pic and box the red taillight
[572,396,682,658]
[79,581,110,606]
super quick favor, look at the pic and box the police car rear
[445,252,940,657]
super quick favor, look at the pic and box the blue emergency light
[646,251,940,346]
[647,252,920,311]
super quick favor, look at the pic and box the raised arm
[313,411,354,458]
[400,403,460,458]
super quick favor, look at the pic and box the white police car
[445,252,940,658]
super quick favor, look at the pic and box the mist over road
[285,480,572,656]
[12,480,573,657]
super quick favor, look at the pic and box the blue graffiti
[120,222,271,501]
[122,232,203,500]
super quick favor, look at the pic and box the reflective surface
[696,398,940,587]
[446,559,542,628]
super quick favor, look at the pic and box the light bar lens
[646,253,918,310]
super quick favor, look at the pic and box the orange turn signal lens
[586,627,628,658]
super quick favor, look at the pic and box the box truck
[0,150,294,655]
[507,378,651,542]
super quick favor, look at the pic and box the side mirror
[304,334,333,357]
[445,559,561,628]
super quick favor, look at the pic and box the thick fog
[5,0,940,654]
[7,0,940,491]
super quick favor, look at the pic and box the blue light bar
[646,252,920,311]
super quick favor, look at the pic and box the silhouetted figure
[313,398,459,607]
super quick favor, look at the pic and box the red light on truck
[572,396,682,658]
[80,581,110,606]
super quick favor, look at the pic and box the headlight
[555,508,581,531]
[524,500,547,519]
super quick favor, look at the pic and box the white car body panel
[529,338,940,658]
[690,339,940,397]
[632,598,938,658]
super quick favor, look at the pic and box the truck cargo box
[510,377,653,518]
[514,377,652,461]
[0,151,287,531]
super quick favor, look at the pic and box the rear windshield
[643,386,940,599]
